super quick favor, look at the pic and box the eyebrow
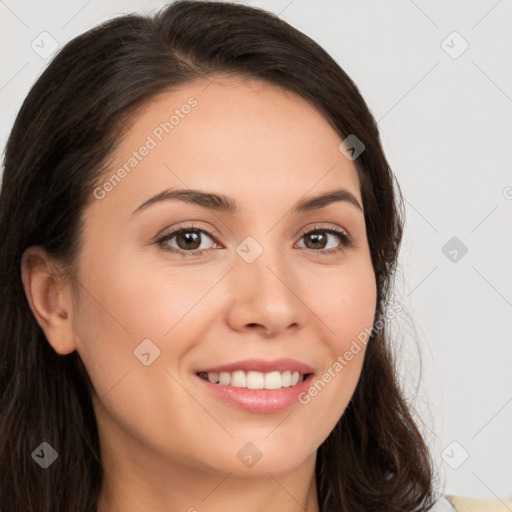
[132,187,363,215]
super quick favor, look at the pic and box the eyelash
[157,224,353,257]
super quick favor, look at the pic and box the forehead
[91,75,362,218]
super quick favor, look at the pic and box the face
[68,76,377,478]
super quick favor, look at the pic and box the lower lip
[195,374,315,414]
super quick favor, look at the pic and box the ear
[20,246,77,355]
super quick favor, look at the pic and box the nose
[225,243,306,337]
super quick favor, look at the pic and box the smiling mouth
[197,370,311,390]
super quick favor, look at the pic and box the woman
[0,1,452,510]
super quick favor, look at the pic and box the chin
[185,435,317,478]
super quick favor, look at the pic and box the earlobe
[20,246,77,355]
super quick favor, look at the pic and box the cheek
[295,257,376,432]
[87,248,224,337]
[314,256,377,355]
[71,249,221,396]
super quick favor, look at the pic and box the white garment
[430,495,457,511]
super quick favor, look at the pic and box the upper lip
[196,358,315,375]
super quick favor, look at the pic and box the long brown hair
[0,1,435,510]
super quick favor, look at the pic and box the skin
[21,76,377,512]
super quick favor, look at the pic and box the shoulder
[430,496,457,511]
[438,495,512,512]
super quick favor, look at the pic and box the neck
[98,457,319,512]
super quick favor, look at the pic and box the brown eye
[159,228,216,254]
[175,230,202,250]
[303,231,329,250]
[296,227,353,254]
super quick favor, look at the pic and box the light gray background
[1,0,511,501]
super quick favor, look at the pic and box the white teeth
[247,371,264,389]
[230,370,246,388]
[200,370,307,389]
[207,372,219,383]
[264,371,282,390]
[219,372,231,385]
